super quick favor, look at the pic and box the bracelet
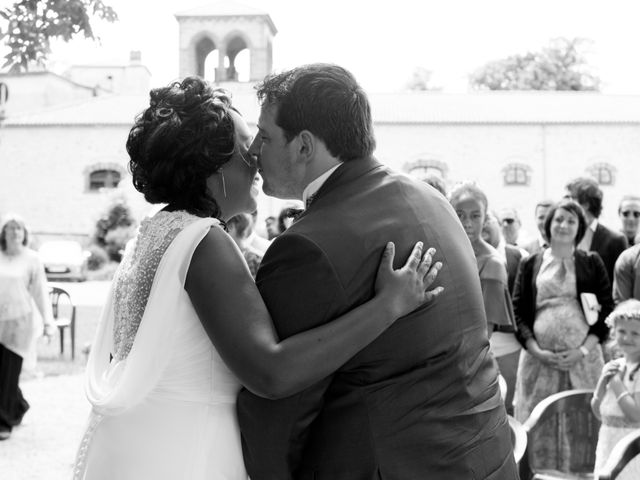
[579,345,589,357]
[617,391,632,402]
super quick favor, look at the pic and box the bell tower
[175,1,277,82]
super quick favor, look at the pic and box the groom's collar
[302,163,342,208]
[310,157,381,204]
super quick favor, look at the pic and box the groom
[238,64,517,479]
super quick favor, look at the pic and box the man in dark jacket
[565,177,628,283]
[237,64,516,480]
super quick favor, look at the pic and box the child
[591,299,640,477]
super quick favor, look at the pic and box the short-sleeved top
[478,250,519,357]
[477,250,515,329]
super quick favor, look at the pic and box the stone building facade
[1,2,639,245]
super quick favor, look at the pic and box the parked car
[38,240,89,281]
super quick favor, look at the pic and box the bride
[73,77,442,480]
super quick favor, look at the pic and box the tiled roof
[4,95,149,126]
[5,90,640,127]
[3,90,262,127]
[368,91,640,124]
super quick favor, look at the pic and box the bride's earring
[220,169,227,198]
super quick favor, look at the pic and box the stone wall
[0,124,150,243]
[375,122,640,241]
[2,119,638,245]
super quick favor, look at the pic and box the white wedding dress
[74,211,247,480]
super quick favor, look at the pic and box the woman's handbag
[580,292,600,326]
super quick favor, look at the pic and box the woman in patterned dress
[512,199,613,468]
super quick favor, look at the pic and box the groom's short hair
[256,63,376,162]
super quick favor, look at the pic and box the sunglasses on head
[502,218,515,225]
[622,210,640,218]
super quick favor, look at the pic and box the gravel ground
[0,289,106,480]
[0,374,89,480]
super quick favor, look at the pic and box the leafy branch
[0,0,118,73]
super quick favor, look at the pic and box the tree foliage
[406,67,442,91]
[0,0,117,72]
[469,38,600,91]
[93,198,136,262]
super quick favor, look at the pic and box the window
[587,162,616,186]
[404,158,448,181]
[502,163,531,186]
[85,163,125,192]
[89,170,121,190]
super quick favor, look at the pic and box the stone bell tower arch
[175,1,277,82]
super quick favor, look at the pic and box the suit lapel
[314,157,381,202]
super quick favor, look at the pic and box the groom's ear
[297,130,315,164]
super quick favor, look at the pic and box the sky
[17,0,638,94]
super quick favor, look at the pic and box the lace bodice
[112,210,203,360]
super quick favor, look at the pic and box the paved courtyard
[0,281,109,479]
[0,374,89,480]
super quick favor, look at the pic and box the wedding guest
[277,206,295,233]
[591,299,640,479]
[450,183,519,414]
[512,199,612,468]
[618,195,640,246]
[0,214,53,441]
[498,207,522,246]
[483,211,528,293]
[523,200,554,255]
[246,210,271,256]
[565,177,628,283]
[423,173,447,198]
[613,243,640,304]
[227,213,263,278]
[264,216,279,240]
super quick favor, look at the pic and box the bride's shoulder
[190,223,243,272]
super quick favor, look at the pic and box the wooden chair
[597,430,640,480]
[49,286,77,360]
[508,414,528,466]
[519,389,600,480]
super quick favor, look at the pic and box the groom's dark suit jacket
[237,158,517,479]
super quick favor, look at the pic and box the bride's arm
[186,227,441,400]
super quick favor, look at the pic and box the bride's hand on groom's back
[375,241,444,319]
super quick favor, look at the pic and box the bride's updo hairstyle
[127,76,236,218]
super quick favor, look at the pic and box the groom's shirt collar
[302,163,342,208]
